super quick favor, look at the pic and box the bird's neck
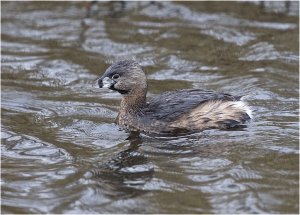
[120,88,147,116]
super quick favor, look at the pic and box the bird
[97,60,252,136]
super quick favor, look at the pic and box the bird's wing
[144,89,239,122]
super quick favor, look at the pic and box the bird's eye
[112,74,120,80]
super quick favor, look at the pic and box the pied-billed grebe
[98,60,252,135]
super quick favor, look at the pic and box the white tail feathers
[231,101,253,119]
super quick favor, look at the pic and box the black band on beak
[97,78,103,88]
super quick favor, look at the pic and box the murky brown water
[1,1,299,214]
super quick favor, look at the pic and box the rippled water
[1,1,299,214]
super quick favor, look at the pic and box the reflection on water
[1,1,299,214]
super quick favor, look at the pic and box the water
[1,1,299,213]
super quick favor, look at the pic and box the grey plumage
[98,60,252,136]
[144,89,240,122]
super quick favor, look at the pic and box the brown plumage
[97,60,252,136]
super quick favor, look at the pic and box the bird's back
[140,89,251,134]
[144,89,240,121]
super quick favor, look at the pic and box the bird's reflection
[103,131,145,171]
[89,131,153,199]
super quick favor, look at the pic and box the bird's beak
[97,76,114,89]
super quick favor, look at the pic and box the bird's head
[98,60,147,95]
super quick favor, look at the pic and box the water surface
[1,1,299,214]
